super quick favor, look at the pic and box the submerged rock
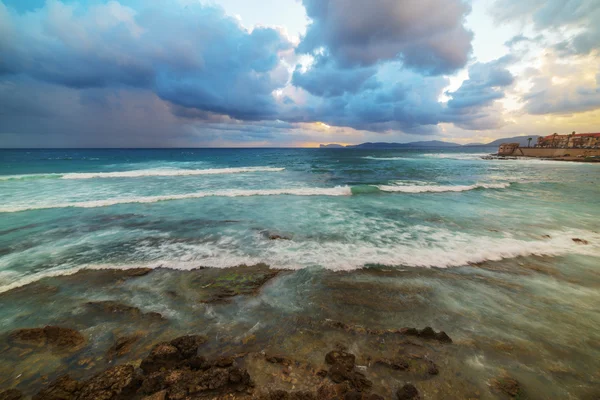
[33,375,82,400]
[400,327,452,343]
[85,301,163,320]
[9,326,84,350]
[490,376,522,398]
[572,238,589,245]
[324,350,372,392]
[106,334,142,360]
[396,384,420,400]
[0,389,23,400]
[140,335,207,374]
[78,365,140,400]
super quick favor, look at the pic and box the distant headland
[319,135,541,149]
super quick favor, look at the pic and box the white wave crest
[0,186,353,213]
[377,182,510,193]
[1,228,598,293]
[0,167,285,181]
[362,156,412,161]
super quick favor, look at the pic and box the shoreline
[1,262,600,399]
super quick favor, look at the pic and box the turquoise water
[1,148,600,397]
[1,148,599,288]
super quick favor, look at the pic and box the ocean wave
[423,153,492,161]
[362,156,412,161]
[1,228,598,293]
[0,167,285,181]
[0,187,353,213]
[377,182,510,193]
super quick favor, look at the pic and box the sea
[0,147,599,398]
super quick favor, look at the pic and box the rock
[141,390,167,400]
[140,335,207,374]
[268,234,291,241]
[490,376,522,398]
[86,301,163,320]
[169,335,207,359]
[324,350,371,392]
[266,354,292,366]
[139,365,252,398]
[396,384,420,400]
[572,238,589,245]
[260,390,316,399]
[375,359,409,371]
[33,375,82,400]
[0,389,23,400]
[317,382,351,400]
[106,334,141,360]
[344,392,384,400]
[400,327,452,343]
[427,361,439,375]
[325,350,356,371]
[78,365,140,400]
[140,343,182,374]
[9,326,84,350]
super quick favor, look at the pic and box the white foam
[1,228,598,293]
[362,156,412,161]
[377,182,510,193]
[0,186,353,213]
[0,167,285,181]
[422,153,492,161]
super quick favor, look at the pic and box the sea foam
[0,187,353,213]
[377,182,510,193]
[0,167,285,181]
[1,228,598,293]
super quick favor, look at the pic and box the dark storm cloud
[0,0,293,121]
[298,0,473,75]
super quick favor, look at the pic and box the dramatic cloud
[0,0,293,120]
[298,0,473,75]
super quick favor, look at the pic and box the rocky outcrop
[106,334,142,360]
[324,350,372,392]
[78,365,140,400]
[9,326,84,351]
[86,301,164,320]
[400,327,452,343]
[490,376,522,398]
[140,335,207,374]
[396,384,420,400]
[33,375,82,400]
[0,389,23,400]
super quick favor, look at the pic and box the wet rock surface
[106,334,142,360]
[0,389,23,400]
[9,326,84,351]
[400,327,452,343]
[85,301,164,321]
[396,384,420,400]
[490,376,522,398]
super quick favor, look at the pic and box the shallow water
[0,148,599,398]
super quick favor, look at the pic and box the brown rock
[265,354,292,366]
[572,238,589,245]
[396,384,420,400]
[400,327,452,343]
[325,350,356,371]
[0,389,23,400]
[106,335,141,360]
[33,375,82,400]
[140,343,182,374]
[169,335,207,359]
[141,390,167,400]
[490,376,522,398]
[375,359,409,371]
[10,326,84,350]
[78,365,140,400]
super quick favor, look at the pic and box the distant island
[320,136,540,149]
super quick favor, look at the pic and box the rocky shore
[1,263,599,399]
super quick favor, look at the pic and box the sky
[0,0,599,147]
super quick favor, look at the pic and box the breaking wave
[0,167,285,181]
[377,182,510,193]
[0,187,353,213]
[1,228,598,293]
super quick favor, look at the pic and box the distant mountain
[319,144,344,148]
[466,135,541,147]
[343,140,461,149]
